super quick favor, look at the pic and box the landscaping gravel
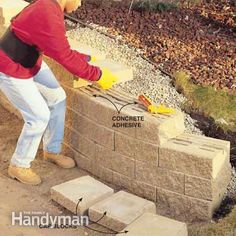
[66,23,201,134]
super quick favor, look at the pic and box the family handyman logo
[11,211,89,229]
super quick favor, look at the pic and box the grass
[132,0,178,12]
[131,0,204,12]
[174,71,236,235]
[173,70,236,132]
[188,205,236,236]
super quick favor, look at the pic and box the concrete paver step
[118,212,187,236]
[89,190,156,232]
[51,175,114,215]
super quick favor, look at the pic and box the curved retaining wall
[42,57,231,223]
[0,3,232,220]
[0,0,231,224]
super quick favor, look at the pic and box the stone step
[51,175,114,215]
[88,190,156,232]
[118,212,187,236]
[0,0,28,26]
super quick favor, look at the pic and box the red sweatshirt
[0,0,101,80]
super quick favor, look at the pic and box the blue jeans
[0,61,66,168]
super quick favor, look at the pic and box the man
[0,0,117,185]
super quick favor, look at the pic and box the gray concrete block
[89,191,156,231]
[51,175,114,215]
[120,213,187,236]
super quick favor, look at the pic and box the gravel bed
[66,22,201,134]
[65,21,236,198]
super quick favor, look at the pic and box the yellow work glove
[148,104,175,114]
[87,55,97,63]
[90,55,97,63]
[96,68,118,90]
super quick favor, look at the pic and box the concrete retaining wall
[0,53,232,223]
[41,57,231,223]
[0,0,232,223]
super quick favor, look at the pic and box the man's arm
[33,5,101,81]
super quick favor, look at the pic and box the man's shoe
[43,151,75,169]
[8,164,42,185]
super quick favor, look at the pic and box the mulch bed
[74,0,236,92]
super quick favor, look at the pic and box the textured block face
[211,159,231,208]
[91,161,113,183]
[65,85,119,128]
[112,172,133,191]
[158,133,231,221]
[184,159,231,203]
[66,107,115,149]
[121,213,188,236]
[159,134,228,179]
[96,145,135,178]
[0,0,28,26]
[89,191,156,231]
[136,161,185,194]
[184,161,231,204]
[64,126,97,159]
[136,111,185,145]
[131,181,157,202]
[185,175,212,200]
[51,176,114,215]
[66,85,185,143]
[115,132,159,164]
[112,173,157,202]
[156,188,212,222]
[74,152,92,173]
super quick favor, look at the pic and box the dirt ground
[0,104,107,236]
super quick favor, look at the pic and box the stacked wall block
[60,81,231,222]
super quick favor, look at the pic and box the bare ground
[0,104,106,236]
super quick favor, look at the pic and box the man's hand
[96,68,118,90]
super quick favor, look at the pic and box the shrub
[132,0,178,12]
